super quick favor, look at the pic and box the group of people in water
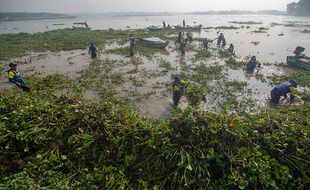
[5,28,299,108]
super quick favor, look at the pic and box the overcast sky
[0,0,297,13]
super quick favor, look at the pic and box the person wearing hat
[88,43,98,59]
[172,76,189,106]
[7,63,30,91]
[270,79,298,104]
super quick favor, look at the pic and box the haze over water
[1,13,310,63]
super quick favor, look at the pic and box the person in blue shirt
[88,43,98,59]
[270,79,298,104]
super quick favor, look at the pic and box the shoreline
[0,16,77,22]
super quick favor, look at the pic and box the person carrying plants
[88,43,98,59]
[270,79,298,105]
[172,76,189,106]
[7,63,30,92]
[129,38,136,57]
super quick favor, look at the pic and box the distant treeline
[287,0,310,16]
[0,12,76,21]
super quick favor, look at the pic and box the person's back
[247,57,257,71]
[271,80,297,104]
[89,43,97,58]
[275,82,292,95]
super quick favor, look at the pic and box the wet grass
[225,57,246,69]
[158,59,174,71]
[267,70,310,87]
[0,28,179,60]
[195,49,212,59]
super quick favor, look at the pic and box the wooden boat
[147,26,163,32]
[147,26,170,32]
[175,25,202,31]
[139,38,169,49]
[72,22,91,30]
[184,25,202,31]
[287,55,310,70]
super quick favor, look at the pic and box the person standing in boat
[129,38,136,57]
[88,43,98,59]
[163,21,166,28]
[270,80,298,105]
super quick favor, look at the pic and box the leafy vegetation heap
[0,75,309,189]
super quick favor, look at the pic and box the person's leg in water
[270,88,281,104]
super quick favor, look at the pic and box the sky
[0,0,297,13]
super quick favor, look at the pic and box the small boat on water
[147,26,172,32]
[287,46,310,70]
[175,25,202,31]
[72,22,91,30]
[147,26,163,32]
[138,38,169,49]
[287,56,310,70]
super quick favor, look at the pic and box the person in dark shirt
[88,43,98,59]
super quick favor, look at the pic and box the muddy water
[0,33,304,118]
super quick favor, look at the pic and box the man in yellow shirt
[7,63,30,92]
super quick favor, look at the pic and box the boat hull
[139,39,169,49]
[287,56,310,70]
